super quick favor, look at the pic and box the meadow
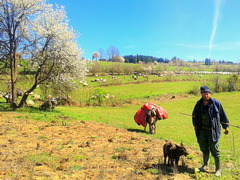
[9,89,239,160]
[0,71,240,179]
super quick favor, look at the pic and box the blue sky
[49,0,240,62]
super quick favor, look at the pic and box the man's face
[201,92,211,101]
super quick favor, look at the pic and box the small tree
[98,48,106,59]
[90,62,102,76]
[227,74,239,92]
[115,62,123,75]
[205,58,211,65]
[111,55,125,63]
[92,51,100,61]
[107,46,120,60]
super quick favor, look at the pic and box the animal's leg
[175,157,179,166]
[168,158,170,165]
[164,154,167,164]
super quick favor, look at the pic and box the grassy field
[57,91,240,159]
[1,73,240,179]
[4,90,240,160]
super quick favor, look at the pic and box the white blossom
[0,0,87,106]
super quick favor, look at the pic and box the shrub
[227,74,239,92]
[91,87,108,106]
[188,86,199,95]
[212,75,224,93]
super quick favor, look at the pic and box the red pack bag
[134,103,168,127]
[134,108,147,127]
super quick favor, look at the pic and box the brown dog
[39,98,58,112]
[163,140,189,166]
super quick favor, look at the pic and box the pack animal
[17,90,22,97]
[39,98,58,112]
[134,103,168,134]
[3,90,22,103]
[145,108,162,134]
[3,92,12,103]
[163,141,189,166]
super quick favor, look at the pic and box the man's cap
[200,86,211,93]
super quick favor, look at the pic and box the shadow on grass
[0,103,13,111]
[0,103,61,114]
[151,163,195,176]
[127,128,148,133]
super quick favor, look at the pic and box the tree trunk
[17,76,39,108]
[10,55,18,109]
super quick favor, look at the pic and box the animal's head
[3,92,11,100]
[3,94,9,99]
[163,140,171,148]
[170,143,189,156]
[50,98,58,105]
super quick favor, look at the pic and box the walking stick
[179,112,240,128]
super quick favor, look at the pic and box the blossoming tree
[0,0,87,108]
[92,51,100,61]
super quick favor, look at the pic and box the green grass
[76,80,204,103]
[103,81,200,99]
[4,90,239,162]
[1,81,240,163]
[27,152,58,164]
[6,91,230,166]
[1,72,240,179]
[73,74,232,104]
[55,91,240,161]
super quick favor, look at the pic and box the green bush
[91,87,108,106]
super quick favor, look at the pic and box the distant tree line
[123,55,170,64]
[205,58,233,65]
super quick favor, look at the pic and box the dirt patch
[0,112,201,179]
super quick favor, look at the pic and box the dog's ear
[180,142,184,147]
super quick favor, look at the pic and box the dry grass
[0,112,199,179]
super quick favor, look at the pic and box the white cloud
[208,0,225,58]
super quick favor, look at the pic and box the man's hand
[224,128,229,135]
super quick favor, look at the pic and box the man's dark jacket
[192,98,229,142]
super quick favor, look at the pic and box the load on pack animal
[163,140,189,166]
[39,98,58,112]
[134,103,168,134]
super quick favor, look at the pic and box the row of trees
[89,60,240,76]
[0,0,87,109]
[96,46,124,62]
[93,46,235,65]
[123,55,170,64]
[92,46,125,63]
[205,58,233,65]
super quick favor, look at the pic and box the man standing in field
[192,86,229,177]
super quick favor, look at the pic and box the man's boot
[199,153,209,172]
[215,157,221,177]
